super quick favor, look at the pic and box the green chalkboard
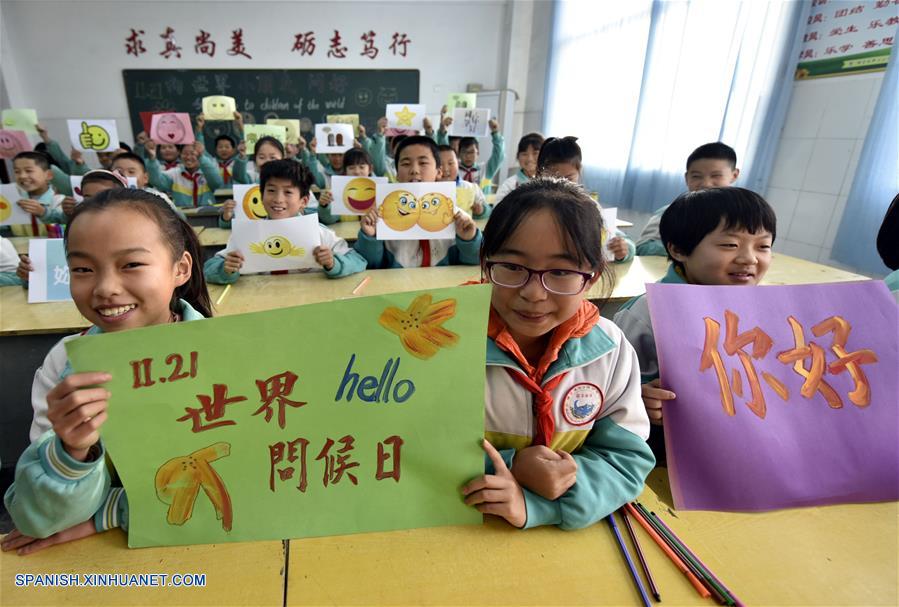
[122,69,420,138]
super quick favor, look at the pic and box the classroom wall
[766,71,885,274]
[0,0,511,147]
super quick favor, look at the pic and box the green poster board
[67,286,490,547]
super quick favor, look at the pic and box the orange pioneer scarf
[487,300,600,446]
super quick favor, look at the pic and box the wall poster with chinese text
[796,0,897,79]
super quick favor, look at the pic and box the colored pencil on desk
[215,284,232,306]
[607,514,652,607]
[625,503,710,599]
[649,510,742,607]
[634,504,728,605]
[351,275,371,295]
[621,507,660,601]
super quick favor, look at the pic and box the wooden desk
[286,469,898,606]
[0,255,868,338]
[1,530,285,606]
[212,261,658,319]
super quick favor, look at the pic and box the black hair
[537,136,582,173]
[13,151,51,171]
[877,193,899,271]
[342,148,373,173]
[112,152,146,170]
[80,171,127,190]
[458,137,478,153]
[33,143,60,168]
[259,159,314,196]
[482,177,612,296]
[253,136,285,157]
[215,134,236,147]
[517,132,545,156]
[65,189,212,318]
[387,134,408,155]
[659,187,777,270]
[118,141,133,153]
[686,142,737,171]
[394,135,441,168]
[437,144,454,154]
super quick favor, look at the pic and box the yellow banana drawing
[155,442,233,531]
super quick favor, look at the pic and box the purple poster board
[647,280,899,511]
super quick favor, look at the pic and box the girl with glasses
[461,177,654,530]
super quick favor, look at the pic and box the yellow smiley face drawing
[241,185,266,220]
[249,236,305,259]
[417,192,454,232]
[380,190,420,231]
[0,195,12,223]
[343,177,377,213]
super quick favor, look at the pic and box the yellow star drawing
[394,105,417,127]
[379,293,459,359]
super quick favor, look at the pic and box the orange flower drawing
[379,294,459,359]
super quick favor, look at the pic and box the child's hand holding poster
[150,113,195,145]
[0,183,32,225]
[67,119,119,152]
[27,239,72,303]
[449,108,490,138]
[386,104,425,131]
[231,184,266,221]
[647,281,899,512]
[376,182,456,241]
[65,285,490,547]
[231,214,320,274]
[330,175,387,215]
[315,123,354,154]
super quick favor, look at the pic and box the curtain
[544,0,809,213]
[831,50,899,277]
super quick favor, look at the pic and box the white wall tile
[839,140,864,197]
[802,139,855,195]
[781,81,828,138]
[776,239,822,262]
[765,187,800,236]
[823,195,849,250]
[818,78,876,139]
[769,138,814,190]
[787,191,838,246]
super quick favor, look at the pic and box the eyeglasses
[485,261,595,295]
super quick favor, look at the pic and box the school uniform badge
[561,382,604,425]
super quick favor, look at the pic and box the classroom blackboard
[122,69,420,138]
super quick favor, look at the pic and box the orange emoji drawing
[380,190,420,231]
[241,185,266,220]
[343,177,378,212]
[417,192,454,232]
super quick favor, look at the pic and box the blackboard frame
[122,69,420,138]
